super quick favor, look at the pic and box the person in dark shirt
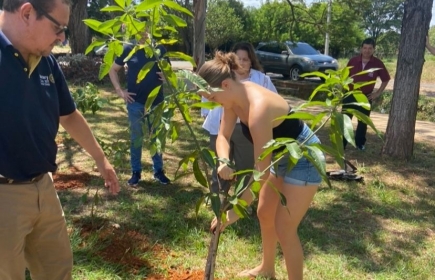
[199,52,325,280]
[344,38,390,150]
[109,32,170,186]
[0,0,119,279]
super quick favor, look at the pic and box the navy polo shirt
[0,31,76,181]
[115,44,166,105]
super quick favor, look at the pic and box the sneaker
[154,171,171,184]
[128,171,141,187]
[357,145,366,151]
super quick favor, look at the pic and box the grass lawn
[52,84,435,280]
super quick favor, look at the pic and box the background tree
[382,0,432,159]
[193,0,206,70]
[175,0,194,54]
[69,0,91,54]
[205,0,243,51]
[360,0,404,42]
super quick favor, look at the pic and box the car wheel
[289,65,302,81]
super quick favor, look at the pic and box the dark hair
[198,51,241,88]
[232,42,263,72]
[362,38,376,48]
[3,0,71,18]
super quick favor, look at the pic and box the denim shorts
[270,124,325,186]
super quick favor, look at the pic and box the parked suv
[255,41,338,80]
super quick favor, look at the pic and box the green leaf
[165,52,196,67]
[233,204,247,218]
[163,0,193,16]
[285,142,303,160]
[137,61,156,83]
[85,40,105,55]
[274,112,315,121]
[345,109,382,138]
[100,5,125,12]
[170,121,180,142]
[352,68,381,77]
[191,102,221,110]
[200,148,216,169]
[98,19,122,35]
[158,39,178,45]
[145,85,161,112]
[352,80,376,90]
[135,0,163,12]
[342,114,356,147]
[98,63,111,80]
[113,41,124,57]
[300,71,328,79]
[250,181,261,195]
[176,70,207,90]
[193,158,208,188]
[234,175,247,196]
[210,193,221,217]
[162,14,187,27]
[312,143,341,159]
[160,59,177,88]
[123,45,144,63]
[114,0,125,8]
[253,170,264,181]
[83,19,102,32]
[341,66,350,80]
[302,148,330,188]
[195,196,205,216]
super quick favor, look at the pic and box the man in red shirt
[343,38,390,150]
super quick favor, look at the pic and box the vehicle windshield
[287,43,318,55]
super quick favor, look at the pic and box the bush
[56,54,126,85]
[372,90,435,122]
[71,82,108,115]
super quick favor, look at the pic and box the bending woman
[201,42,277,194]
[198,52,325,280]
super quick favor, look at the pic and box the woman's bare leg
[275,184,318,280]
[239,174,283,278]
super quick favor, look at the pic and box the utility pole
[324,0,331,55]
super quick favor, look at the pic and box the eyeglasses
[31,2,68,35]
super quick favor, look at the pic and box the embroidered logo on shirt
[39,75,50,86]
[48,74,55,84]
[368,72,374,78]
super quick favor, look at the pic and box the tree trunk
[193,0,207,71]
[69,0,90,54]
[381,0,432,159]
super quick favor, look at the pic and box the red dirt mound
[53,167,91,190]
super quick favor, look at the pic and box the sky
[240,0,435,26]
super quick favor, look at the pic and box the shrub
[373,90,435,122]
[56,54,126,85]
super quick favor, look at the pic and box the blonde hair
[197,51,241,88]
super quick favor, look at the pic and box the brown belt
[0,173,45,185]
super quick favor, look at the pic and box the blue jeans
[127,102,163,174]
[270,124,325,186]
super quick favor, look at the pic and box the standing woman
[199,52,325,280]
[201,42,277,194]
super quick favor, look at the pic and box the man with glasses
[0,0,120,279]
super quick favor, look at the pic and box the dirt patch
[75,220,216,279]
[53,167,91,190]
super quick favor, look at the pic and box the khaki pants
[0,173,73,280]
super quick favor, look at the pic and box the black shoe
[128,171,141,186]
[154,171,170,184]
[357,145,366,151]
